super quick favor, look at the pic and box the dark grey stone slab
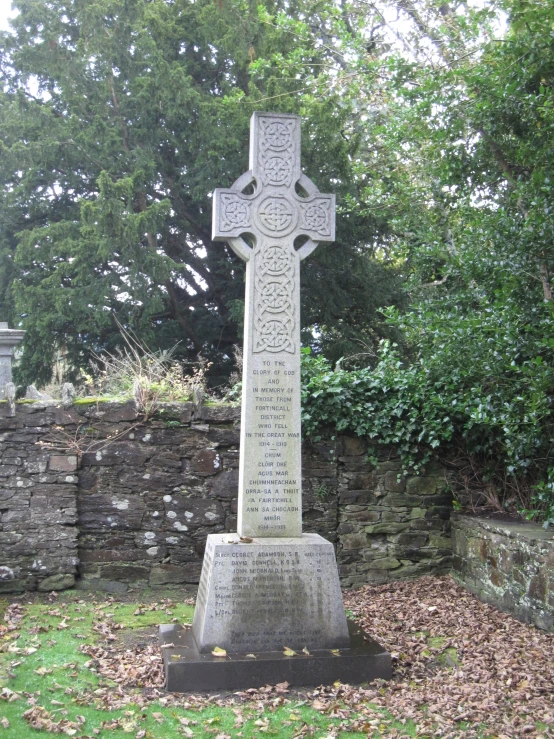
[160,620,391,692]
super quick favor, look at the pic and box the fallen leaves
[311,699,327,711]
[211,646,227,657]
[23,705,85,735]
[2,575,553,739]
[340,575,554,738]
[34,666,53,676]
[80,642,164,689]
[0,687,21,702]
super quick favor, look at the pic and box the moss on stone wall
[452,513,554,632]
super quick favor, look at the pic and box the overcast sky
[0,0,16,31]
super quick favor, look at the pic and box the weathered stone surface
[364,522,410,535]
[54,406,81,425]
[192,534,349,653]
[199,405,240,423]
[208,469,239,498]
[189,450,221,476]
[0,398,454,592]
[100,401,139,423]
[341,533,368,550]
[384,471,406,492]
[81,443,149,467]
[75,578,129,594]
[49,455,78,472]
[342,437,367,456]
[38,573,75,591]
[100,564,150,581]
[77,493,146,529]
[369,557,402,570]
[150,562,202,585]
[452,514,554,632]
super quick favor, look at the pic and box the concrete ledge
[160,621,391,692]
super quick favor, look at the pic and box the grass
[0,592,417,739]
[414,633,458,667]
[0,700,405,739]
[73,396,130,405]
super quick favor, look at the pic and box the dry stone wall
[452,513,554,631]
[0,401,79,592]
[336,438,452,587]
[0,399,452,593]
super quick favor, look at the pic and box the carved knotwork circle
[259,281,291,313]
[303,202,328,231]
[262,156,292,186]
[256,196,297,236]
[255,316,295,352]
[263,121,294,151]
[260,245,293,276]
[223,199,250,228]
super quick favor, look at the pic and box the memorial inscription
[192,534,349,652]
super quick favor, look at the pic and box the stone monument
[0,323,25,399]
[160,113,391,691]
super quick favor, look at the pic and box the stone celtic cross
[213,112,336,538]
[162,113,389,683]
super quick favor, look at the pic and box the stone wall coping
[452,512,554,545]
[1,398,241,416]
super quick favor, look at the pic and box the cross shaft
[212,112,336,538]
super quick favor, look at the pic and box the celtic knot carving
[253,244,295,354]
[258,118,295,187]
[301,200,331,236]
[220,194,251,232]
[257,196,295,235]
[263,156,292,186]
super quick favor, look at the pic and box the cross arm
[212,189,253,240]
[212,171,256,262]
[296,193,336,244]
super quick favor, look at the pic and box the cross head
[213,112,335,355]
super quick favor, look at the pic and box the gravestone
[0,323,25,399]
[160,113,391,691]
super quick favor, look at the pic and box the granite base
[192,533,350,653]
[160,621,392,692]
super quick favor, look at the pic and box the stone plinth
[161,620,391,692]
[0,322,25,398]
[191,534,350,653]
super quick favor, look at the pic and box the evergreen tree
[0,0,401,387]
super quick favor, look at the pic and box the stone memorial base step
[159,621,392,691]
[191,533,351,653]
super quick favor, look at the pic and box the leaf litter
[3,575,554,737]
